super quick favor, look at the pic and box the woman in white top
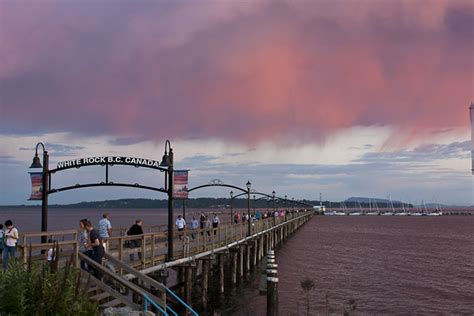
[78,219,89,270]
[2,220,19,271]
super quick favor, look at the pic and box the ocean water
[1,208,472,315]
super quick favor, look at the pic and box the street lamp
[246,181,251,236]
[160,140,174,261]
[292,197,295,216]
[230,191,234,224]
[30,142,49,246]
[285,195,288,221]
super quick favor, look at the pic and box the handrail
[165,288,199,316]
[20,229,78,238]
[104,253,167,292]
[79,253,164,308]
[143,294,168,316]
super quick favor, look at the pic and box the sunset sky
[1,0,473,205]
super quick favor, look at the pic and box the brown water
[1,208,473,315]
[229,216,474,315]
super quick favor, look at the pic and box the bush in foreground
[0,257,97,315]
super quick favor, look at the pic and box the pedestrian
[46,238,56,269]
[2,220,18,271]
[200,213,206,235]
[0,224,4,256]
[190,216,199,239]
[175,215,186,240]
[127,219,143,262]
[85,220,105,279]
[98,212,112,252]
[255,210,261,221]
[78,218,89,270]
[212,214,220,235]
[205,215,212,237]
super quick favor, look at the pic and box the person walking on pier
[190,216,199,239]
[2,220,18,271]
[85,220,105,279]
[234,212,240,224]
[212,214,220,235]
[98,212,112,252]
[200,213,206,235]
[176,215,186,240]
[127,219,144,262]
[205,215,212,237]
[78,219,89,270]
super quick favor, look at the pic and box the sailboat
[381,199,394,216]
[334,202,347,215]
[427,202,443,216]
[349,201,362,216]
[366,199,379,215]
[395,199,408,216]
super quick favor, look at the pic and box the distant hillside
[6,198,315,209]
[346,197,402,204]
[5,197,468,209]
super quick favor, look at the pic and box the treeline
[11,198,412,209]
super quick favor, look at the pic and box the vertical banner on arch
[173,170,189,199]
[29,172,43,200]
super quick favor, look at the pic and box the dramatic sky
[1,0,473,205]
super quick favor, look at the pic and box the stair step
[101,298,123,308]
[89,292,111,302]
[87,285,99,293]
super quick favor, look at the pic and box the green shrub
[0,258,97,315]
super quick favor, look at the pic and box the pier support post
[231,251,238,285]
[185,266,193,304]
[266,250,279,316]
[246,244,251,273]
[239,246,244,278]
[253,240,258,267]
[201,259,210,309]
[218,254,225,295]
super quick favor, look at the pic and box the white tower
[470,102,474,175]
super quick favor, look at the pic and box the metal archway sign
[29,141,178,261]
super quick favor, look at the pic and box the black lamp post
[30,142,49,246]
[160,140,174,261]
[246,181,251,236]
[285,195,288,221]
[292,197,295,213]
[230,191,234,224]
[253,194,256,214]
[272,190,276,226]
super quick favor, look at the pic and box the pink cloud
[0,0,472,146]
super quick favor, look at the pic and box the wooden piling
[201,259,209,309]
[185,266,193,304]
[239,246,244,278]
[218,254,225,295]
[231,251,238,285]
[266,250,279,316]
[252,240,258,266]
[246,244,251,273]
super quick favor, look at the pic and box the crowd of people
[1,208,302,273]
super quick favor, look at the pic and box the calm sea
[228,216,474,315]
[1,208,473,315]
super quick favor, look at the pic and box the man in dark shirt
[85,221,104,279]
[127,219,144,262]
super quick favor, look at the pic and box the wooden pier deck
[16,209,315,314]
